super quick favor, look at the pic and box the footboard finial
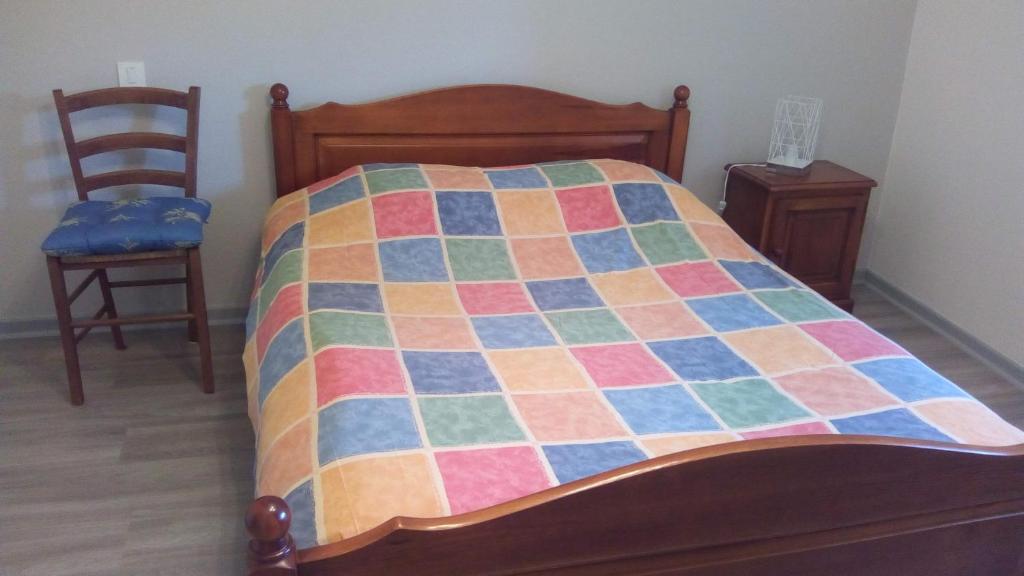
[270,83,290,109]
[246,496,298,575]
[673,85,691,109]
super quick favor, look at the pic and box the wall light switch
[117,61,146,87]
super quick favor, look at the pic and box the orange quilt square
[320,453,444,540]
[512,391,626,441]
[308,244,378,282]
[511,237,584,279]
[309,199,373,246]
[615,302,707,340]
[487,348,590,391]
[495,190,565,236]
[723,325,836,375]
[592,268,674,306]
[392,316,477,349]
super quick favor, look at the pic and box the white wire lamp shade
[767,95,822,173]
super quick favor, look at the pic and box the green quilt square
[545,309,634,345]
[418,395,526,447]
[631,222,706,264]
[365,168,428,194]
[540,162,605,187]
[691,379,810,428]
[309,311,393,349]
[753,289,846,322]
[259,251,303,321]
[445,239,516,281]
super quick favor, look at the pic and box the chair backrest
[52,86,200,200]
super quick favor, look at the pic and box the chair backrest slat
[61,87,190,112]
[76,132,188,157]
[83,169,187,192]
[53,86,200,200]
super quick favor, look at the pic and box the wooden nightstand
[721,160,877,311]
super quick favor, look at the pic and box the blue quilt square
[720,260,792,290]
[436,191,502,236]
[571,229,646,273]
[604,385,721,434]
[648,337,759,382]
[307,283,383,313]
[379,238,449,281]
[687,294,782,332]
[471,315,557,349]
[317,398,422,465]
[543,441,647,483]
[402,351,501,394]
[262,223,304,282]
[284,480,317,549]
[259,319,306,406]
[485,167,548,189]
[854,358,967,402]
[526,278,605,311]
[654,170,679,184]
[309,175,364,214]
[613,183,679,224]
[831,408,953,442]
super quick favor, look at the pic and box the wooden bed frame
[248,83,1024,575]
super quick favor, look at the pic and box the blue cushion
[41,197,211,256]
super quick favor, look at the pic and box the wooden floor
[1,284,1021,576]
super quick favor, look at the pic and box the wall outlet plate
[117,61,146,87]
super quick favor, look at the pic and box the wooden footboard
[245,436,1024,575]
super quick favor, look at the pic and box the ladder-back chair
[42,86,213,405]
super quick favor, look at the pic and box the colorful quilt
[243,160,1024,549]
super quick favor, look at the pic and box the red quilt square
[656,261,740,298]
[257,284,304,362]
[570,343,676,387]
[555,185,621,232]
[371,191,437,238]
[315,347,407,406]
[456,282,535,315]
[434,446,552,514]
[800,320,907,362]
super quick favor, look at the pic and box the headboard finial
[270,83,290,109]
[673,85,691,109]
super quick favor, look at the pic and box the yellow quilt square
[309,199,373,246]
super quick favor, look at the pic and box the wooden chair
[44,86,213,405]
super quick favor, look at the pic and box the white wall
[0,0,916,326]
[867,0,1024,366]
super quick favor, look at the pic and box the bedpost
[665,85,691,182]
[269,83,297,198]
[246,496,298,575]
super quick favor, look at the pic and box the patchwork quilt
[243,159,1024,549]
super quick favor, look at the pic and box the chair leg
[187,248,214,393]
[97,268,127,350]
[186,262,198,342]
[46,256,85,405]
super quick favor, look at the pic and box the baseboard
[0,307,248,340]
[862,270,1024,388]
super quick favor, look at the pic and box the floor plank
[0,284,1021,575]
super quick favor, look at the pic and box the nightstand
[721,160,877,311]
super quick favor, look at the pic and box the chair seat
[42,197,211,256]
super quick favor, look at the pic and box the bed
[243,83,1024,575]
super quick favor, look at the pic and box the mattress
[243,159,1024,549]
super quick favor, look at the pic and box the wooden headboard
[268,83,691,197]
